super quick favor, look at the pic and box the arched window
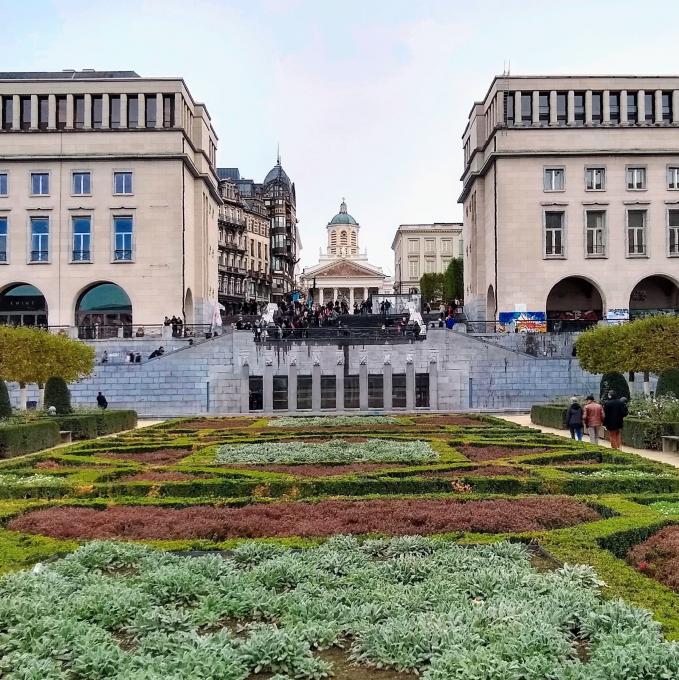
[76,282,132,339]
[0,283,48,327]
[340,231,348,245]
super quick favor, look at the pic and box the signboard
[498,311,546,333]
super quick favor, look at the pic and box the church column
[363,287,368,301]
[349,288,355,310]
[318,288,324,306]
[333,288,338,301]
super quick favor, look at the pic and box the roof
[217,168,241,181]
[329,199,358,226]
[264,160,292,188]
[0,70,140,80]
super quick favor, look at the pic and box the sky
[2,0,677,272]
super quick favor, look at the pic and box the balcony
[218,215,245,230]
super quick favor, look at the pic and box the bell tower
[327,198,359,258]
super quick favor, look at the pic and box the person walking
[583,394,604,444]
[565,397,584,441]
[603,391,628,450]
[96,392,108,410]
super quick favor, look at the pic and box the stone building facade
[0,70,220,333]
[392,223,463,294]
[461,75,679,327]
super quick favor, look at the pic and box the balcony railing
[72,250,91,261]
[30,250,49,262]
[114,249,133,261]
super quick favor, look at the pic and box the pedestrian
[101,350,109,364]
[565,397,584,441]
[583,394,604,444]
[96,392,108,410]
[603,390,628,450]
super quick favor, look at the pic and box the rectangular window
[392,373,407,408]
[74,95,85,129]
[668,167,679,190]
[113,171,133,195]
[556,93,567,123]
[424,238,435,253]
[72,216,92,262]
[543,168,564,191]
[92,96,103,129]
[127,95,139,128]
[163,95,175,127]
[441,239,452,253]
[415,373,430,408]
[56,96,67,129]
[113,216,133,261]
[586,211,606,256]
[662,91,673,122]
[248,376,263,411]
[31,173,49,195]
[408,259,420,279]
[424,258,436,273]
[407,238,419,253]
[20,96,31,130]
[609,92,620,123]
[72,171,91,195]
[645,92,655,122]
[627,166,646,190]
[38,96,48,130]
[504,92,514,124]
[0,217,7,262]
[273,376,288,411]
[591,92,602,123]
[30,217,49,262]
[368,374,383,409]
[321,375,336,410]
[344,375,360,409]
[520,93,532,122]
[0,173,7,196]
[538,92,549,123]
[544,211,564,257]
[627,210,647,256]
[296,375,312,410]
[2,97,12,130]
[627,93,638,123]
[109,95,121,128]
[573,92,585,124]
[669,210,679,256]
[145,96,157,127]
[585,167,605,191]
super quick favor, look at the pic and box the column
[263,364,273,413]
[318,288,324,305]
[383,363,393,411]
[12,95,20,130]
[30,95,38,130]
[240,364,250,413]
[637,90,645,123]
[673,91,679,125]
[585,90,592,124]
[514,91,521,124]
[66,94,74,129]
[363,287,368,302]
[549,91,557,125]
[288,363,297,411]
[0,96,3,128]
[174,92,182,128]
[567,90,575,125]
[359,362,368,411]
[102,93,110,128]
[120,93,128,127]
[620,90,628,124]
[336,363,344,411]
[429,361,439,411]
[603,91,610,124]
[47,94,56,130]
[138,93,146,128]
[83,94,92,129]
[312,364,321,411]
[155,93,163,128]
[655,90,663,124]
[333,288,338,301]
[532,91,539,125]
[405,362,415,411]
[349,288,355,310]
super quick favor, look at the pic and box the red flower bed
[420,465,529,478]
[460,446,549,462]
[627,526,679,591]
[120,471,200,482]
[228,463,409,477]
[417,416,487,427]
[8,496,600,541]
[103,449,191,464]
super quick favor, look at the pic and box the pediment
[312,259,385,279]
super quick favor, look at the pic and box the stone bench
[59,431,72,444]
[662,436,679,453]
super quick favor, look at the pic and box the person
[149,346,165,359]
[445,314,455,329]
[163,316,171,327]
[135,327,145,338]
[603,390,628,450]
[583,394,604,445]
[101,350,109,364]
[96,392,108,410]
[565,397,584,441]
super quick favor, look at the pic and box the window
[585,167,605,191]
[520,93,532,122]
[392,373,407,408]
[321,375,336,410]
[573,92,585,124]
[408,259,420,279]
[0,173,7,196]
[424,258,436,273]
[20,96,31,130]
[113,216,133,261]
[669,210,679,256]
[72,216,92,262]
[38,96,48,130]
[113,171,133,195]
[543,168,564,191]
[248,376,263,411]
[538,92,549,123]
[415,373,430,408]
[627,167,647,190]
[0,217,7,262]
[2,97,12,130]
[645,92,655,122]
[668,167,679,190]
[55,96,67,129]
[368,374,383,409]
[145,96,157,127]
[441,239,452,253]
[662,91,673,122]
[344,375,360,409]
[74,95,85,129]
[627,92,638,123]
[424,238,435,253]
[627,210,647,256]
[273,376,288,411]
[92,96,103,129]
[505,92,514,124]
[127,95,139,128]
[30,217,49,262]
[109,95,121,128]
[31,173,49,195]
[556,93,567,124]
[407,239,419,253]
[297,375,312,410]
[163,95,175,127]
[586,211,606,256]
[72,171,91,195]
[544,211,564,257]
[591,92,602,123]
[441,257,451,270]
[609,92,620,123]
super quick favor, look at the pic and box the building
[216,169,271,315]
[301,199,389,308]
[461,75,679,327]
[392,223,463,294]
[0,70,220,334]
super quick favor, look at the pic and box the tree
[0,381,11,419]
[419,273,445,303]
[44,377,72,414]
[599,372,631,402]
[656,369,679,399]
[443,258,464,302]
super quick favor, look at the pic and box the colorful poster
[498,312,546,333]
[606,308,629,324]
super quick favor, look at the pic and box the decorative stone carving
[360,353,368,366]
[383,353,391,366]
[429,351,438,364]
[289,355,297,367]
[240,354,249,367]
[264,355,273,367]
[336,352,344,366]
[406,353,414,365]
[312,354,321,367]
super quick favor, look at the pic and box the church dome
[264,160,292,189]
[329,199,357,225]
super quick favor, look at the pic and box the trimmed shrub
[0,380,11,419]
[0,421,60,458]
[600,371,630,401]
[656,369,679,399]
[55,414,99,440]
[95,409,137,435]
[620,417,679,450]
[530,404,566,429]
[44,377,71,415]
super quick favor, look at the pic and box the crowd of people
[163,316,184,338]
[565,392,629,448]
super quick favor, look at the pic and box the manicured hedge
[56,410,138,441]
[530,404,566,429]
[0,421,60,458]
[96,409,138,435]
[621,418,679,450]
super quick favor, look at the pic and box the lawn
[2,413,679,678]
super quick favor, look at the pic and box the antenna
[276,143,281,165]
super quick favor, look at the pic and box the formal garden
[2,413,679,678]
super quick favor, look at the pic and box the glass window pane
[415,373,430,408]
[127,96,138,127]
[0,173,7,195]
[344,375,360,409]
[249,376,263,411]
[321,375,336,410]
[297,375,312,410]
[273,376,288,411]
[392,373,407,408]
[368,374,383,409]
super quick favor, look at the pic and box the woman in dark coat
[565,397,584,441]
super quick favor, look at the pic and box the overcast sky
[3,0,677,271]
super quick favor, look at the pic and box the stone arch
[546,276,604,331]
[629,274,679,319]
[0,283,48,327]
[486,284,496,321]
[184,288,194,325]
[75,281,132,339]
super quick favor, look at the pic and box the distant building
[0,70,219,333]
[461,75,679,328]
[391,223,463,294]
[301,199,389,308]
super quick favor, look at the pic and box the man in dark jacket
[603,391,628,450]
[96,392,108,410]
[565,397,584,441]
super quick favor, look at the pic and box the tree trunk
[643,371,651,396]
[38,383,45,409]
[19,383,27,411]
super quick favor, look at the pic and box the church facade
[301,201,390,309]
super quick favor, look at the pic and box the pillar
[333,288,338,301]
[30,95,38,130]
[549,90,557,125]
[532,90,539,125]
[288,363,297,412]
[336,363,344,411]
[567,90,575,125]
[66,94,74,129]
[637,90,645,123]
[240,364,249,413]
[363,287,368,302]
[673,91,679,124]
[349,288,355,309]
[318,288,324,305]
[312,363,321,411]
[155,93,163,128]
[138,93,146,128]
[406,362,415,411]
[12,95,20,130]
[174,92,182,128]
[585,90,592,124]
[263,364,273,413]
[514,90,522,124]
[620,90,628,124]
[655,90,663,124]
[429,360,439,410]
[47,94,56,130]
[102,93,110,128]
[383,363,393,411]
[83,94,92,129]
[603,90,610,124]
[120,93,128,127]
[359,362,368,411]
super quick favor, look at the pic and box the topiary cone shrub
[600,372,630,401]
[656,368,679,399]
[44,377,72,415]
[0,380,11,419]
